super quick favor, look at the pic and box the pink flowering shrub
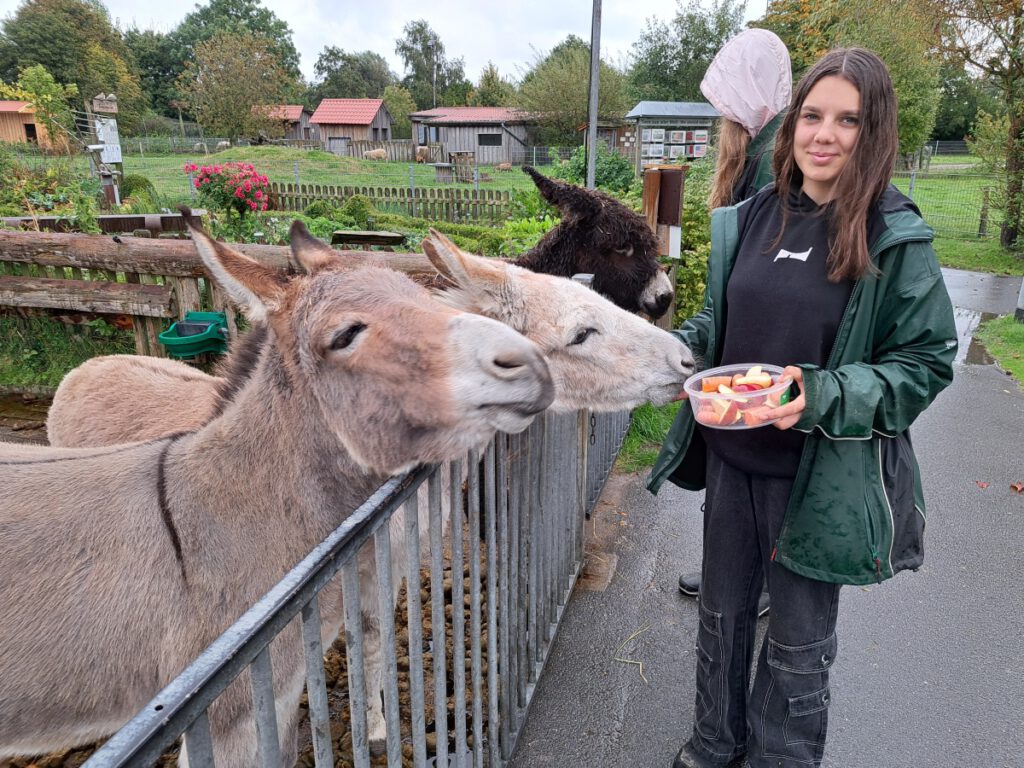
[183,162,272,217]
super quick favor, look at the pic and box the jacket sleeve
[672,303,713,366]
[794,242,957,438]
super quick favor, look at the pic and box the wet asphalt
[507,268,1024,768]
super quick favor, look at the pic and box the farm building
[624,101,721,171]
[256,105,318,141]
[311,98,393,155]
[409,106,533,166]
[0,100,53,147]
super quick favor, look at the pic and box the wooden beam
[0,275,175,318]
[330,230,407,247]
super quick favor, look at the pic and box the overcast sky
[0,0,765,85]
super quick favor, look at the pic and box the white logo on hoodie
[774,247,812,263]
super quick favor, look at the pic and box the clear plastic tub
[683,363,792,430]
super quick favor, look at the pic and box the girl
[648,48,957,768]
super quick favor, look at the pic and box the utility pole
[585,0,602,189]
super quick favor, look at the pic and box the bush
[556,144,636,194]
[303,199,341,220]
[338,195,376,228]
[120,174,160,211]
[184,161,271,217]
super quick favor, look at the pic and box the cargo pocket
[693,603,724,742]
[762,634,836,758]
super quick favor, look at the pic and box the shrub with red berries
[183,162,271,217]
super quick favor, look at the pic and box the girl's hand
[744,366,805,430]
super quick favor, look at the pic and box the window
[478,133,502,147]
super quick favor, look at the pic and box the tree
[168,0,301,79]
[516,35,631,145]
[311,47,395,100]
[123,27,179,118]
[924,0,1023,248]
[394,19,472,109]
[628,0,745,102]
[178,30,299,141]
[382,84,417,139]
[468,62,517,106]
[0,0,145,128]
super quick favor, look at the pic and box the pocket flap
[767,633,837,674]
[789,686,832,716]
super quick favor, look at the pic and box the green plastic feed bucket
[159,311,229,358]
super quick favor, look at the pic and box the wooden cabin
[408,107,533,166]
[0,100,53,148]
[257,105,318,141]
[311,99,393,155]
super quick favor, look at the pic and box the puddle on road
[954,306,995,366]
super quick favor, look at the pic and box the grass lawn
[934,237,1024,275]
[123,146,539,207]
[975,314,1024,386]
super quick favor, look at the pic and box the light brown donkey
[0,225,554,767]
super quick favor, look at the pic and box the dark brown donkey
[0,225,554,767]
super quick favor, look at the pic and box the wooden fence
[0,231,437,358]
[269,182,513,223]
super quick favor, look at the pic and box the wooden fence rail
[269,182,513,223]
[0,231,436,357]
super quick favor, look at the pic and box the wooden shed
[0,100,53,148]
[624,101,721,172]
[310,99,393,155]
[408,107,533,166]
[258,105,318,141]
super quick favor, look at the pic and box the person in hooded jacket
[651,48,957,768]
[677,28,794,610]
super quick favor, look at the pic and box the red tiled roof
[0,100,34,114]
[409,106,531,125]
[310,98,385,125]
[256,104,305,122]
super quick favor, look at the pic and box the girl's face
[794,75,861,204]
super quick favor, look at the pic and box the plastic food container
[683,363,792,430]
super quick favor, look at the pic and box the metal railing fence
[78,408,631,768]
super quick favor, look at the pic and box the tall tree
[628,0,745,102]
[178,30,299,141]
[168,0,301,79]
[924,0,1023,248]
[382,84,417,139]
[0,0,145,127]
[394,20,471,109]
[311,47,395,100]
[123,27,179,118]
[516,35,631,145]
[933,63,1002,141]
[468,61,516,106]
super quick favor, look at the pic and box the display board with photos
[641,127,709,161]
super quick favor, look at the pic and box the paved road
[508,268,1024,768]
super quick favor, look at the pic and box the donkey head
[423,230,694,413]
[521,166,673,319]
[187,223,554,473]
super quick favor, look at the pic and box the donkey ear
[289,220,340,273]
[423,228,506,317]
[522,165,601,219]
[188,223,288,323]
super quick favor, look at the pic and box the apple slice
[733,373,773,388]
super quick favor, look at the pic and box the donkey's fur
[0,227,554,767]
[518,166,673,318]
[43,227,694,756]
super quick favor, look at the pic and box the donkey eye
[570,327,597,346]
[330,323,367,351]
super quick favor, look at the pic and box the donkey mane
[210,324,269,418]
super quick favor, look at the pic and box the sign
[93,116,122,164]
[92,94,118,113]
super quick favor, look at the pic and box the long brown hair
[709,118,751,209]
[773,48,898,281]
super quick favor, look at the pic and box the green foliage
[382,84,417,140]
[556,145,636,194]
[673,157,716,325]
[0,314,134,389]
[933,63,1003,142]
[122,27,179,119]
[968,111,1009,175]
[0,143,96,216]
[617,401,683,473]
[628,0,745,102]
[496,215,558,256]
[338,194,376,228]
[303,199,341,220]
[515,35,630,145]
[119,173,160,211]
[178,31,299,141]
[8,64,78,147]
[311,47,396,100]
[468,62,516,107]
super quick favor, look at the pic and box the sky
[0,0,765,85]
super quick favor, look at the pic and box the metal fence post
[409,164,417,218]
[293,160,300,187]
[907,169,917,200]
